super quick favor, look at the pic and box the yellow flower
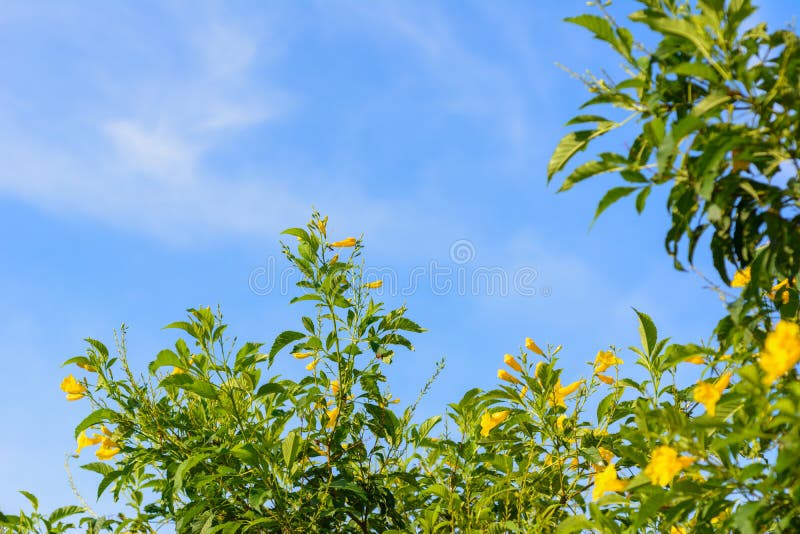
[60,374,87,401]
[769,279,791,304]
[685,355,705,364]
[525,337,544,356]
[95,438,120,461]
[316,216,328,236]
[306,359,319,371]
[555,414,566,431]
[391,398,400,404]
[519,385,528,399]
[329,254,339,264]
[598,447,614,464]
[330,380,340,395]
[76,362,97,372]
[498,369,520,384]
[75,431,104,454]
[171,366,186,375]
[549,379,584,408]
[693,372,732,416]
[503,354,523,373]
[330,237,357,248]
[670,527,688,534]
[326,406,340,429]
[534,361,544,379]
[731,266,751,287]
[364,280,383,289]
[759,320,800,385]
[592,463,627,500]
[644,446,695,486]
[594,351,623,373]
[292,351,312,359]
[480,410,510,437]
[597,374,614,385]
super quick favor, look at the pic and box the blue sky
[1,0,797,517]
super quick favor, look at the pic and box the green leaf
[636,186,651,213]
[182,380,218,400]
[269,331,306,359]
[593,186,638,222]
[556,514,594,533]
[48,506,85,522]
[633,308,658,356]
[559,159,626,192]
[282,431,301,467]
[19,491,38,511]
[80,462,115,476]
[74,408,117,439]
[148,349,183,374]
[174,454,207,494]
[548,129,597,181]
[565,14,616,44]
[281,227,310,242]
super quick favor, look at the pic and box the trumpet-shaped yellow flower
[731,266,751,287]
[770,279,791,304]
[497,369,520,384]
[759,320,800,385]
[519,385,528,399]
[503,354,523,373]
[75,431,104,454]
[292,352,312,359]
[76,361,97,372]
[326,406,340,429]
[60,374,87,401]
[555,414,566,431]
[96,437,120,461]
[171,366,186,375]
[592,463,627,500]
[644,446,695,486]
[594,351,623,373]
[685,355,705,364]
[330,237,357,248]
[525,337,544,356]
[330,380,340,395]
[693,372,732,416]
[306,359,319,371]
[670,527,688,534]
[329,254,339,264]
[597,374,614,385]
[364,280,383,289]
[480,410,510,437]
[549,379,584,408]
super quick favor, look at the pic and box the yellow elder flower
[597,374,614,385]
[364,280,383,289]
[693,372,732,416]
[549,379,584,408]
[592,463,627,500]
[598,447,614,464]
[731,266,751,287]
[330,380,340,395]
[644,446,695,486]
[96,438,120,461]
[759,320,800,385]
[670,527,688,534]
[329,254,339,264]
[326,407,340,429]
[525,337,544,356]
[306,359,319,371]
[60,374,87,401]
[480,410,510,437]
[685,355,705,364]
[594,351,623,373]
[503,353,523,373]
[292,352,312,359]
[330,237,357,248]
[519,385,528,399]
[171,366,186,375]
[75,431,104,454]
[498,369,520,384]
